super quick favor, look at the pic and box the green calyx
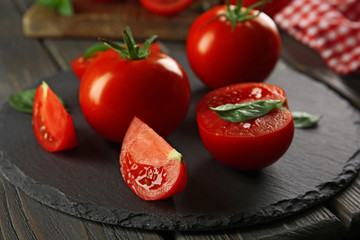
[99,26,157,60]
[225,0,272,31]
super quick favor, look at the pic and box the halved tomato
[32,82,77,152]
[196,82,294,170]
[120,117,187,200]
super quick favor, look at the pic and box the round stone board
[0,52,359,231]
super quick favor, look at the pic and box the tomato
[139,0,194,16]
[222,0,289,18]
[79,28,191,142]
[186,4,281,89]
[71,43,162,80]
[32,82,77,152]
[71,52,102,80]
[120,116,187,200]
[196,82,294,170]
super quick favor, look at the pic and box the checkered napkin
[274,0,360,75]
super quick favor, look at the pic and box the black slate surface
[0,52,359,231]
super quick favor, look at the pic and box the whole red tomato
[79,28,191,143]
[223,0,289,18]
[196,82,294,170]
[140,0,194,16]
[186,3,281,89]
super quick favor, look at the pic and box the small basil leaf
[83,43,111,59]
[210,100,283,123]
[8,89,36,114]
[8,88,67,114]
[292,111,322,128]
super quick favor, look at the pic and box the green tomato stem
[98,26,157,60]
[225,0,272,31]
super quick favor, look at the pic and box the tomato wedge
[196,83,294,170]
[32,82,77,152]
[120,117,187,200]
[139,0,194,16]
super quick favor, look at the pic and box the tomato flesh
[196,83,294,170]
[32,82,77,152]
[140,0,194,16]
[120,117,187,200]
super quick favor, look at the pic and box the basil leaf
[36,0,74,16]
[83,43,111,59]
[292,111,322,128]
[8,88,67,114]
[8,89,36,114]
[210,100,283,123]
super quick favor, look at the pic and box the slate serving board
[0,51,359,231]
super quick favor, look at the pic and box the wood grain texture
[328,172,360,239]
[177,207,344,240]
[22,0,208,41]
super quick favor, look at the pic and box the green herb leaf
[36,0,74,16]
[8,89,36,114]
[292,111,322,128]
[210,100,283,123]
[83,43,111,59]
[8,88,67,114]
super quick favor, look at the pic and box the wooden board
[0,49,359,231]
[22,0,219,41]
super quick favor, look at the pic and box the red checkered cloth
[274,0,360,75]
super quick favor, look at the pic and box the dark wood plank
[17,189,93,240]
[0,175,37,240]
[0,0,59,104]
[0,175,19,240]
[178,206,344,240]
[328,172,360,239]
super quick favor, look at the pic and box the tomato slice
[196,83,294,170]
[139,0,194,16]
[120,117,187,200]
[32,82,77,152]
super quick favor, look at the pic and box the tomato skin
[223,0,290,18]
[186,5,281,89]
[120,117,187,200]
[79,49,191,143]
[71,43,161,81]
[71,52,102,80]
[140,0,194,16]
[196,82,294,170]
[32,82,77,152]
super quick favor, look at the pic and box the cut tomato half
[139,0,194,16]
[120,116,187,200]
[196,82,294,170]
[32,82,77,152]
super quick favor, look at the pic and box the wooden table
[0,0,359,239]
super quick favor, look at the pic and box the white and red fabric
[274,0,360,75]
